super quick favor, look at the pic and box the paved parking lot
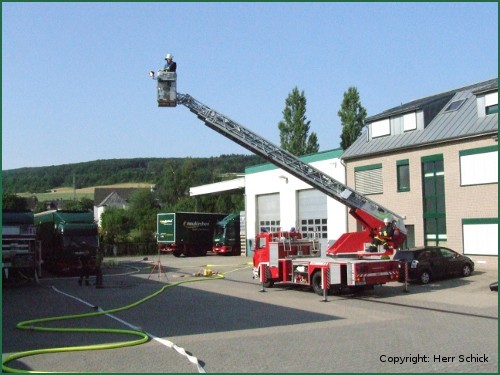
[3,254,498,373]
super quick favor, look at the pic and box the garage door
[298,189,328,251]
[257,193,280,233]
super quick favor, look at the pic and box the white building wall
[245,155,347,254]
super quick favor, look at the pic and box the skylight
[444,99,466,112]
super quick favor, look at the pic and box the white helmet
[384,217,390,224]
[165,53,173,60]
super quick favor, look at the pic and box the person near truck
[368,217,394,252]
[78,249,91,286]
[95,247,104,289]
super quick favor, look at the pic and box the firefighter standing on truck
[368,217,394,252]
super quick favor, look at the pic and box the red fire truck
[252,229,400,295]
[152,70,407,295]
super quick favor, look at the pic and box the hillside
[2,155,263,196]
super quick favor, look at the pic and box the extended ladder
[177,93,406,233]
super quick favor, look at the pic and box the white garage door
[257,193,280,233]
[298,189,328,251]
[463,220,498,256]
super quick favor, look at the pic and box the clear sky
[2,2,498,170]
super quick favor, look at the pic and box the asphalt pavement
[2,253,498,373]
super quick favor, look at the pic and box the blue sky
[2,2,498,170]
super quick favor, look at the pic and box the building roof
[94,188,144,207]
[245,148,344,174]
[342,78,498,161]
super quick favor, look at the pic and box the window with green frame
[486,103,498,115]
[397,159,410,192]
[421,154,447,246]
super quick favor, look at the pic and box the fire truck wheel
[172,250,182,257]
[264,280,274,288]
[311,272,323,296]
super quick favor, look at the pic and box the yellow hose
[2,263,251,373]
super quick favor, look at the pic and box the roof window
[444,99,466,112]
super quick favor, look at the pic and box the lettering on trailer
[183,221,210,229]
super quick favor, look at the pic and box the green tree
[100,207,133,244]
[338,86,367,150]
[278,87,319,156]
[127,189,160,241]
[63,197,94,212]
[2,193,28,210]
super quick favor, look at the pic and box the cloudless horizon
[2,2,498,171]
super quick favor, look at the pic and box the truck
[157,212,227,257]
[34,210,99,274]
[212,212,241,256]
[2,210,38,282]
[151,69,408,295]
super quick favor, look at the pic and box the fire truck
[150,69,407,295]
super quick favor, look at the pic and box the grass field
[18,183,152,201]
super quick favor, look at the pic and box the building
[342,78,498,258]
[94,187,150,226]
[244,148,346,255]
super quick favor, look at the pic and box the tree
[278,87,319,156]
[2,194,28,210]
[100,207,133,244]
[63,197,94,212]
[127,189,161,242]
[338,87,367,150]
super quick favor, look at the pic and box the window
[463,218,498,256]
[460,146,498,185]
[371,119,391,138]
[403,112,417,132]
[486,104,498,115]
[422,154,447,246]
[354,164,383,195]
[444,99,466,112]
[397,159,410,192]
[485,92,498,115]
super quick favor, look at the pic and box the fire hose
[2,261,251,373]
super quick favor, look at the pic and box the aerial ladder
[150,69,407,257]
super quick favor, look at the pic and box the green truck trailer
[34,210,99,274]
[157,212,227,257]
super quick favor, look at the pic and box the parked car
[394,246,474,284]
[489,281,498,292]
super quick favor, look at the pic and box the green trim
[354,163,382,172]
[245,148,344,174]
[396,159,409,166]
[462,218,498,225]
[459,145,498,157]
[421,154,443,163]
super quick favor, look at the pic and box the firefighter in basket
[368,217,395,253]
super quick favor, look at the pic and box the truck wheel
[172,250,181,257]
[311,272,323,296]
